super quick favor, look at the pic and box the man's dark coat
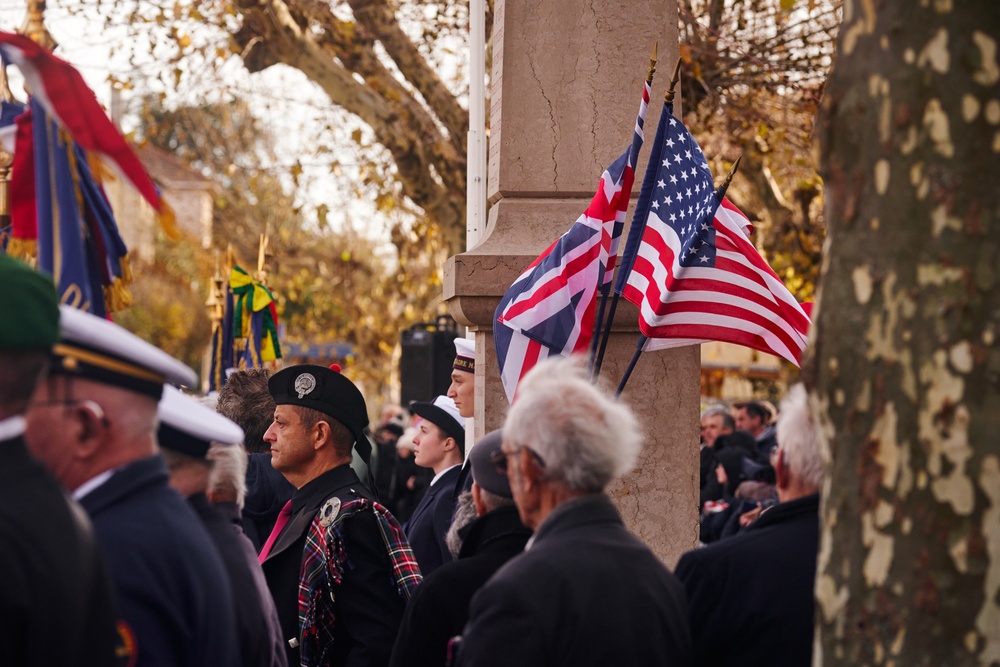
[0,434,120,667]
[404,465,461,576]
[389,505,531,667]
[78,455,239,667]
[261,464,407,667]
[675,493,820,667]
[189,493,288,667]
[457,494,693,667]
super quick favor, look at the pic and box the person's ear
[313,420,331,450]
[472,483,488,516]
[442,437,456,452]
[74,400,109,460]
[774,449,790,490]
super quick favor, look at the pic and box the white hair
[504,356,641,493]
[207,443,248,508]
[776,384,824,491]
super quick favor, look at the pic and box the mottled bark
[810,1,1000,665]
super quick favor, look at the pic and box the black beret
[268,364,371,464]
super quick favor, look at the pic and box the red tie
[258,500,293,563]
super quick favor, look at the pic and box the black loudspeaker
[400,315,459,407]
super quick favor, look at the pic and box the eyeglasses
[490,445,546,473]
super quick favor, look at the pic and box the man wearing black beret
[259,364,421,667]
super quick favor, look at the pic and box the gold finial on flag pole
[646,42,658,83]
[255,233,270,283]
[664,58,681,104]
[20,0,57,51]
[716,155,743,201]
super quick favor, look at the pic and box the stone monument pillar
[444,0,699,565]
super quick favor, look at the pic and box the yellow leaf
[177,34,192,49]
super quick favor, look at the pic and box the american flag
[619,103,810,366]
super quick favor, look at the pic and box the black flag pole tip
[717,154,743,201]
[664,58,681,104]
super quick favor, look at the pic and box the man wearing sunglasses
[456,357,693,667]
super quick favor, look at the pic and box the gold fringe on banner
[103,276,133,312]
[156,200,181,240]
[5,237,37,265]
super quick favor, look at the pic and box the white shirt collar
[73,469,116,501]
[0,415,26,441]
[430,463,461,487]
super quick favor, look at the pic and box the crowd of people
[1,252,823,667]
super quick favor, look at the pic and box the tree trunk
[810,2,1000,665]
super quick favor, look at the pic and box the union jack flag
[618,103,810,365]
[493,77,652,403]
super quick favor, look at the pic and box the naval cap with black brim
[50,305,198,399]
[409,395,466,451]
[268,364,372,465]
[157,386,244,458]
[453,337,474,373]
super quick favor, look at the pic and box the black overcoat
[389,505,531,667]
[189,493,288,667]
[675,493,820,667]
[457,494,693,667]
[0,434,120,667]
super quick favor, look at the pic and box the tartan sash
[297,497,421,666]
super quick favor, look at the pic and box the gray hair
[504,356,641,493]
[776,384,824,491]
[701,405,735,431]
[445,490,478,558]
[207,443,248,508]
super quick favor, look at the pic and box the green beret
[0,254,59,350]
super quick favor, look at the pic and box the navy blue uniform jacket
[261,464,407,667]
[0,435,120,667]
[79,456,239,667]
[675,493,820,667]
[404,465,460,576]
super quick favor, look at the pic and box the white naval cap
[453,337,474,373]
[50,305,198,398]
[157,385,244,458]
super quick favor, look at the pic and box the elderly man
[0,256,120,666]
[159,386,287,667]
[259,364,420,666]
[24,305,238,666]
[390,429,532,667]
[216,368,296,551]
[456,358,692,667]
[676,384,823,666]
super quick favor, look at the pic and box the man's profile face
[447,370,474,419]
[735,407,761,434]
[412,420,450,471]
[264,405,316,478]
[700,414,730,448]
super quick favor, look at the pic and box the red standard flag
[619,109,810,366]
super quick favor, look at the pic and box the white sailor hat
[453,337,474,373]
[50,305,198,399]
[157,386,244,458]
[410,395,466,453]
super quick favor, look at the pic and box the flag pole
[589,42,659,373]
[593,56,681,381]
[615,334,648,398]
[716,155,742,200]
